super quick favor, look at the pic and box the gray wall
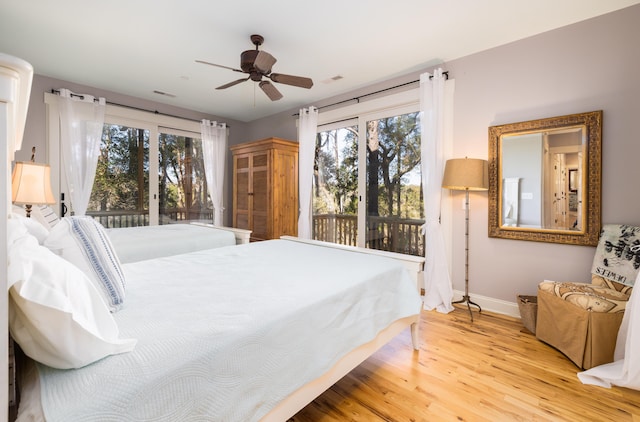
[16,4,640,305]
[245,5,640,302]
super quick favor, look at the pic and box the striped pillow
[44,216,126,312]
[37,205,60,228]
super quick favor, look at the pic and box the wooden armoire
[231,137,299,241]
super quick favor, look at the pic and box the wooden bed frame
[1,54,423,421]
[263,313,419,421]
[265,236,423,420]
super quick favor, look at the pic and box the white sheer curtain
[420,69,455,313]
[57,88,106,216]
[201,120,227,226]
[297,106,318,239]
[578,271,640,390]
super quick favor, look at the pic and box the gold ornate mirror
[488,110,602,246]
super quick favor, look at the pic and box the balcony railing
[86,209,424,257]
[313,214,425,257]
[86,208,213,228]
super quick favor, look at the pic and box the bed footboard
[261,314,419,421]
[279,236,425,289]
[190,222,252,245]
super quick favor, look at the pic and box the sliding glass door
[158,130,212,224]
[312,105,425,256]
[86,124,210,227]
[313,122,359,246]
[365,111,423,255]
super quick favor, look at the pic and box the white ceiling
[1,0,638,122]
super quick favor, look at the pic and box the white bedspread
[106,223,236,263]
[33,240,421,421]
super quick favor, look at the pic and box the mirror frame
[488,110,602,246]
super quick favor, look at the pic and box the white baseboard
[452,289,521,319]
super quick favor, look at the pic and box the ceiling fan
[196,34,313,101]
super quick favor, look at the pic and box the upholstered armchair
[536,224,639,370]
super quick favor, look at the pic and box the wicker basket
[517,295,538,334]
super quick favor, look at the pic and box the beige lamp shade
[11,161,56,205]
[442,157,489,191]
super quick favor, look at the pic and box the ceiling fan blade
[254,51,277,73]
[269,73,314,89]
[259,81,283,101]
[216,77,250,90]
[196,60,244,73]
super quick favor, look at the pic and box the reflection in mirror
[488,111,602,246]
[501,126,584,231]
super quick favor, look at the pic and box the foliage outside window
[88,124,212,227]
[312,111,424,256]
[89,125,150,227]
[158,133,212,224]
[313,125,359,246]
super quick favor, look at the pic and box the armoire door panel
[236,171,250,211]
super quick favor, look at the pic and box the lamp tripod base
[452,295,481,322]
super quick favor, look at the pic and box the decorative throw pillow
[7,218,136,369]
[591,224,640,287]
[539,280,629,313]
[44,216,126,312]
[37,205,60,228]
[591,274,633,295]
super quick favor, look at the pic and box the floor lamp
[442,157,489,321]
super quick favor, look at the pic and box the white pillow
[44,216,126,312]
[7,218,136,369]
[9,213,49,244]
[12,204,59,230]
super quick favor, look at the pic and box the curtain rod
[293,71,449,116]
[50,89,227,126]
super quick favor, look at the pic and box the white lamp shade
[442,158,489,191]
[11,161,56,205]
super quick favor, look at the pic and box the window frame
[45,92,201,225]
[314,90,423,250]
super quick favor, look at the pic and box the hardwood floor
[290,306,640,421]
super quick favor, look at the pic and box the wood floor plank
[289,306,640,421]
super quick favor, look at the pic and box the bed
[10,224,422,421]
[2,53,424,422]
[11,205,251,264]
[106,222,251,263]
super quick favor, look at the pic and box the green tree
[367,112,421,217]
[90,125,149,212]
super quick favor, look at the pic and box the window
[311,91,425,256]
[45,92,208,228]
[313,123,359,246]
[88,124,150,227]
[365,111,423,256]
[158,131,212,224]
